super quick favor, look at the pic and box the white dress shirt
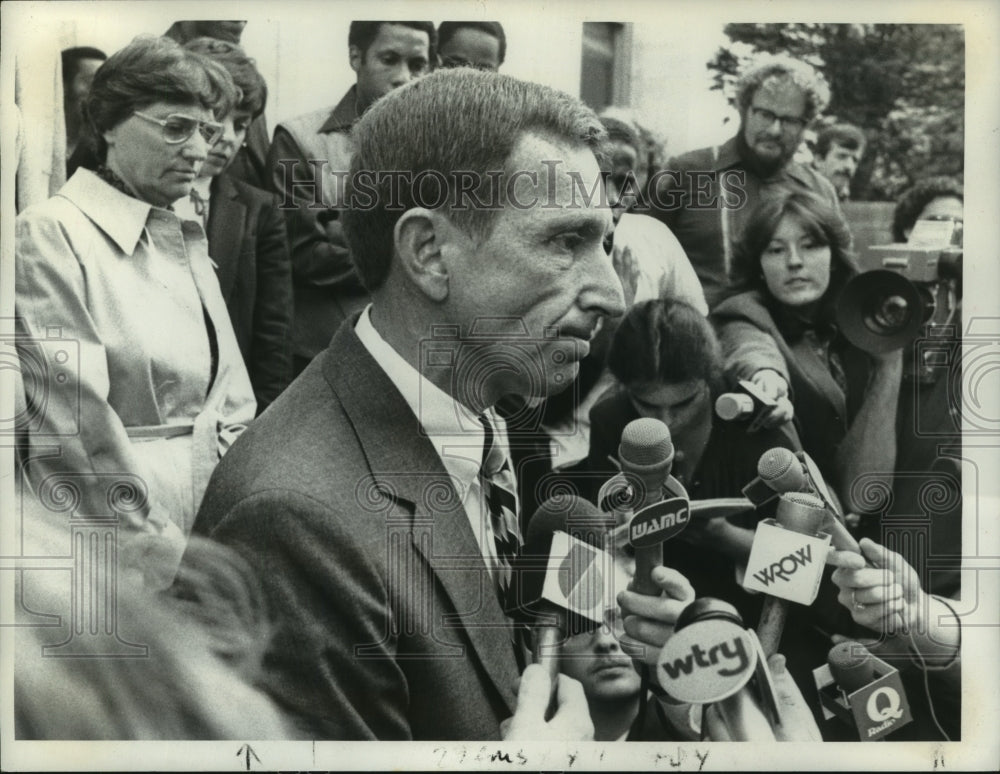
[355,306,510,576]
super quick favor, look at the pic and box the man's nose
[591,627,622,653]
[391,64,413,88]
[583,246,627,320]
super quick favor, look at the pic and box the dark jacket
[192,320,521,739]
[207,173,293,412]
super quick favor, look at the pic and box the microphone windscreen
[526,495,609,551]
[619,418,674,470]
[757,447,808,492]
[828,641,880,694]
[774,492,826,535]
[715,393,754,421]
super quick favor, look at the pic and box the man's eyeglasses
[133,112,224,146]
[749,106,806,132]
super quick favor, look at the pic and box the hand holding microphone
[748,369,795,428]
[617,566,696,669]
[828,538,917,632]
[828,538,960,667]
[501,664,595,741]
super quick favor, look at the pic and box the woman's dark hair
[182,37,268,118]
[607,297,723,393]
[891,176,964,242]
[731,190,859,321]
[83,35,237,162]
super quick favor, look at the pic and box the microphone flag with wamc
[812,641,913,741]
[617,418,691,596]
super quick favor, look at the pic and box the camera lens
[871,294,911,331]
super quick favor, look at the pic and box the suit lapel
[323,323,520,715]
[207,174,246,301]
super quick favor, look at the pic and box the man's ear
[394,208,455,302]
[349,45,362,74]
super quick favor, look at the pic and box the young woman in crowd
[711,191,903,515]
[179,37,293,413]
[15,36,256,583]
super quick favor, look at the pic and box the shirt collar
[354,305,506,497]
[319,84,362,134]
[59,168,156,256]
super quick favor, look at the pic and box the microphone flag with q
[715,379,779,431]
[617,418,691,596]
[743,493,832,656]
[656,598,781,740]
[812,641,913,740]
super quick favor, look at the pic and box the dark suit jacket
[207,174,293,412]
[192,320,521,739]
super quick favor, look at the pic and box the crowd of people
[12,18,963,744]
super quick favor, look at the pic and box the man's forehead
[503,132,611,224]
[373,23,430,51]
[753,76,806,108]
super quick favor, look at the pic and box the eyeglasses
[132,111,224,146]
[749,106,806,132]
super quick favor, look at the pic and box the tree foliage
[707,24,964,201]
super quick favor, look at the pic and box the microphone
[741,447,809,508]
[814,641,913,740]
[656,598,779,740]
[743,493,830,657]
[618,418,689,596]
[742,448,861,554]
[715,379,778,431]
[513,496,619,710]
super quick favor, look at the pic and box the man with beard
[645,55,843,309]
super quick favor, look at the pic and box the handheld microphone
[513,496,619,711]
[618,418,689,596]
[656,598,779,740]
[814,641,913,740]
[741,447,810,508]
[715,379,778,431]
[743,493,831,657]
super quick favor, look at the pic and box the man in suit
[193,68,625,739]
[265,21,435,376]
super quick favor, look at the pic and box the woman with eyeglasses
[711,191,903,515]
[15,36,256,586]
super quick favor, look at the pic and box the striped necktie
[478,413,523,607]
